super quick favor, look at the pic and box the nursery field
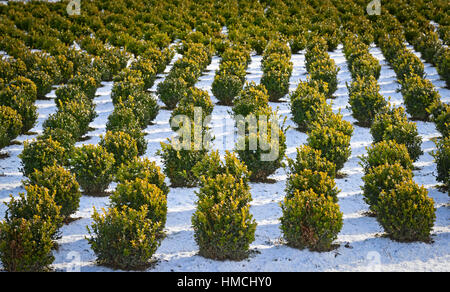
[0,0,449,272]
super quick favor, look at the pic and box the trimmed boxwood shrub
[115,157,169,196]
[348,75,387,127]
[349,54,381,80]
[307,125,351,173]
[360,140,414,174]
[371,106,423,161]
[157,140,208,187]
[232,82,269,118]
[286,145,336,179]
[87,206,161,270]
[236,111,287,182]
[286,169,339,202]
[131,58,157,89]
[27,165,81,219]
[289,81,332,132]
[111,69,145,104]
[0,79,38,133]
[43,110,83,141]
[280,189,343,251]
[211,72,243,106]
[428,101,449,138]
[68,71,100,100]
[261,53,293,101]
[99,131,139,170]
[170,87,214,132]
[110,178,167,233]
[57,98,96,136]
[157,77,189,110]
[0,216,56,272]
[192,150,250,185]
[5,185,63,241]
[374,180,435,242]
[0,105,22,149]
[308,57,339,98]
[400,74,441,121]
[392,49,425,81]
[432,136,450,192]
[41,128,75,152]
[20,137,68,178]
[362,163,414,213]
[436,48,449,88]
[106,105,148,156]
[70,145,115,196]
[192,174,256,260]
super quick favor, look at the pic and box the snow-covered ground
[0,45,449,272]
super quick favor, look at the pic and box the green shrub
[261,53,293,101]
[131,58,157,89]
[40,128,75,152]
[0,216,55,272]
[5,185,63,241]
[374,180,435,242]
[70,145,115,196]
[371,106,423,161]
[392,49,424,81]
[192,174,256,260]
[170,87,214,132]
[43,111,83,140]
[349,54,381,80]
[360,140,414,174]
[432,136,450,191]
[286,169,339,202]
[400,74,441,121]
[54,84,86,105]
[280,189,343,251]
[192,150,250,185]
[110,178,167,232]
[348,75,387,127]
[106,105,148,156]
[111,69,145,104]
[156,77,189,110]
[308,57,339,98]
[0,81,38,133]
[0,105,22,149]
[20,137,68,178]
[263,40,291,60]
[87,206,161,270]
[236,111,287,181]
[115,157,169,196]
[286,145,336,179]
[362,163,414,213]
[57,98,96,136]
[436,48,449,88]
[68,71,99,100]
[157,140,208,187]
[232,82,269,118]
[290,82,332,132]
[99,131,139,170]
[307,125,351,173]
[127,92,159,128]
[27,165,81,219]
[211,72,243,105]
[428,101,449,138]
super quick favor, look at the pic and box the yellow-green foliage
[280,189,343,251]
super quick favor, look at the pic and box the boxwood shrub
[192,174,256,260]
[0,105,22,149]
[286,145,336,179]
[360,140,414,174]
[70,145,115,196]
[362,163,414,213]
[371,106,423,161]
[280,189,343,251]
[87,206,161,270]
[286,169,339,202]
[374,180,435,242]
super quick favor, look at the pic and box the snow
[0,44,449,272]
